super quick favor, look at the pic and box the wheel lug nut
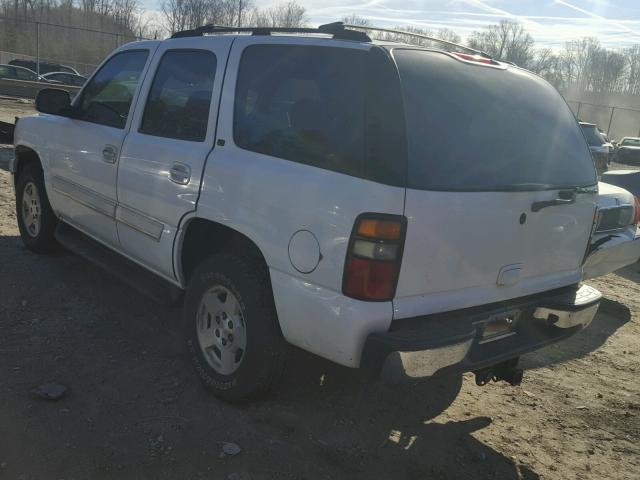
[215,329,220,337]
[215,315,220,324]
[221,338,227,346]
[222,312,228,320]
[228,334,233,342]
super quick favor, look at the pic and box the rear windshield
[393,49,597,191]
[621,138,640,147]
[581,125,605,146]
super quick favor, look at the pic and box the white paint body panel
[12,35,606,369]
[394,188,597,320]
[117,37,232,278]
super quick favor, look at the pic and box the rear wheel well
[14,146,41,181]
[180,218,270,284]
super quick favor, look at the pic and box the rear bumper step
[362,284,601,381]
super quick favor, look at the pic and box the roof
[168,22,489,58]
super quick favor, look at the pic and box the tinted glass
[79,50,148,129]
[234,45,366,177]
[140,50,217,142]
[621,138,640,147]
[15,68,37,81]
[581,125,605,146]
[394,49,597,191]
[0,66,15,78]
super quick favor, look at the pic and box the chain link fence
[565,100,640,141]
[0,15,148,76]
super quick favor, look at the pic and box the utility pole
[35,22,40,76]
[607,107,615,135]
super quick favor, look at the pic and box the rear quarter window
[393,49,597,191]
[233,44,406,186]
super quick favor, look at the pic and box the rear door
[116,38,231,280]
[391,49,599,319]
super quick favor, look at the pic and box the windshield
[393,49,597,191]
[621,138,640,147]
[580,125,605,146]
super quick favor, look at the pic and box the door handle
[102,145,118,164]
[169,163,191,185]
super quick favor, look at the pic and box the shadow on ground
[0,144,13,171]
[0,233,539,479]
[520,297,631,370]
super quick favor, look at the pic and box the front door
[116,38,232,280]
[48,48,152,247]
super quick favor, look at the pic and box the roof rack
[343,24,490,58]
[171,21,371,42]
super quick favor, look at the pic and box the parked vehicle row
[614,137,640,166]
[0,64,87,86]
[9,23,640,402]
[8,59,80,76]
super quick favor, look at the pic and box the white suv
[11,23,609,400]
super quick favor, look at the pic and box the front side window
[140,50,217,142]
[234,45,366,177]
[15,68,37,81]
[78,50,148,129]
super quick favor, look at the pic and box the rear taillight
[634,197,640,225]
[343,214,406,301]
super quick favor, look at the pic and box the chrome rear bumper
[363,284,602,381]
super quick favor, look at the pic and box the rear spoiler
[0,119,15,144]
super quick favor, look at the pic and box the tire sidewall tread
[184,253,288,402]
[15,162,58,254]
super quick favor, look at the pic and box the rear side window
[0,66,16,78]
[140,50,217,142]
[234,45,366,177]
[394,49,597,191]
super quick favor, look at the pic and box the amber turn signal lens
[356,219,402,240]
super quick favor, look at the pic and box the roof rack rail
[171,21,371,42]
[343,24,490,58]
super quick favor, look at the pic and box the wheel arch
[176,216,272,286]
[12,145,42,181]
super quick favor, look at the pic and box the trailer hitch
[474,358,523,387]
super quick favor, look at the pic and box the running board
[55,222,183,306]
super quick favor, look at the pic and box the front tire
[184,253,289,401]
[15,162,58,253]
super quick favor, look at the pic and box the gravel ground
[1,107,639,479]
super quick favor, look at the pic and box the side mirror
[35,88,72,115]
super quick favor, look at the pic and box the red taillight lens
[451,51,495,65]
[343,214,406,301]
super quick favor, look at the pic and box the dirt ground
[0,96,35,125]
[1,115,640,480]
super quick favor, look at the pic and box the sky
[143,0,640,49]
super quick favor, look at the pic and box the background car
[8,59,79,75]
[0,64,48,82]
[580,122,610,175]
[583,179,640,279]
[614,137,640,166]
[41,72,87,86]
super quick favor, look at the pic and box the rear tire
[15,162,58,254]
[184,253,289,401]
